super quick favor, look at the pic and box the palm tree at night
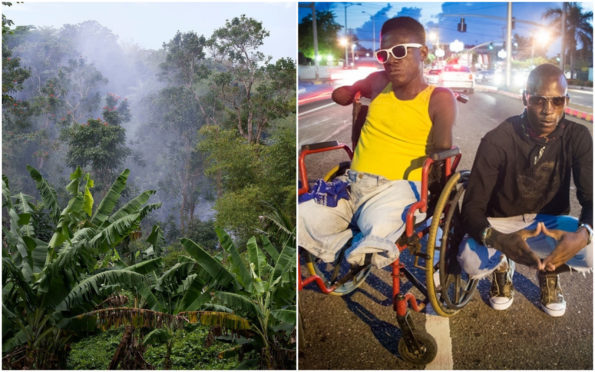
[542,2,593,79]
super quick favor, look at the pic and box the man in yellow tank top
[299,17,457,268]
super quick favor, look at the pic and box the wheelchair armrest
[429,147,460,161]
[301,141,340,152]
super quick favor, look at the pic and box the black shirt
[462,111,593,242]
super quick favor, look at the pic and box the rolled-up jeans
[298,170,423,269]
[458,214,593,280]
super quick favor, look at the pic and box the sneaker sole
[489,296,513,311]
[540,303,566,317]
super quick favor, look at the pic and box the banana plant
[2,167,161,369]
[180,227,296,369]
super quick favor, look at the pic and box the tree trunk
[109,325,133,369]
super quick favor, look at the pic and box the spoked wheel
[426,171,478,316]
[397,331,437,365]
[304,250,372,296]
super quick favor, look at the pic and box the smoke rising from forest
[3,14,296,244]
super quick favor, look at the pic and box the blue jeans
[458,214,593,280]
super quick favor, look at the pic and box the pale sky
[2,1,297,61]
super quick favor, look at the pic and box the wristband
[578,223,593,245]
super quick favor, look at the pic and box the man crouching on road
[459,63,592,317]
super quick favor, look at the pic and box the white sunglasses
[374,43,423,64]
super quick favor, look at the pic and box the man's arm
[541,124,593,271]
[332,70,388,106]
[428,87,456,151]
[462,137,501,243]
[573,125,593,228]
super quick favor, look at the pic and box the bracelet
[578,223,593,245]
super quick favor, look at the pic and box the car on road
[425,68,442,85]
[439,64,474,93]
[476,69,495,84]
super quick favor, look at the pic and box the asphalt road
[298,88,593,370]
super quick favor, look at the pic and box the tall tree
[543,2,593,78]
[153,31,211,232]
[209,15,276,144]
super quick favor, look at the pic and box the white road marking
[424,304,454,370]
[298,102,336,117]
[323,120,351,142]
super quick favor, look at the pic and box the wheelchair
[298,91,478,365]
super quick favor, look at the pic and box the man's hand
[331,86,356,106]
[487,223,545,270]
[541,225,590,271]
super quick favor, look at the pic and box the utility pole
[505,2,512,89]
[343,3,360,68]
[560,2,566,73]
[311,3,319,80]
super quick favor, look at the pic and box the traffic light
[457,18,467,32]
[488,42,494,50]
[511,17,516,29]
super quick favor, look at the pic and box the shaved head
[526,64,567,94]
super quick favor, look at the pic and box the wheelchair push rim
[304,251,372,296]
[426,171,478,316]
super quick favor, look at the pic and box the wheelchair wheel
[397,331,437,365]
[304,250,372,296]
[426,171,478,316]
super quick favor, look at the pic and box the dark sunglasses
[374,43,422,64]
[525,92,569,108]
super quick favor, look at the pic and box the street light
[343,3,362,68]
[428,31,441,63]
[339,37,349,68]
[531,29,550,68]
[361,10,376,51]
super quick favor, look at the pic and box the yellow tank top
[350,84,435,181]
